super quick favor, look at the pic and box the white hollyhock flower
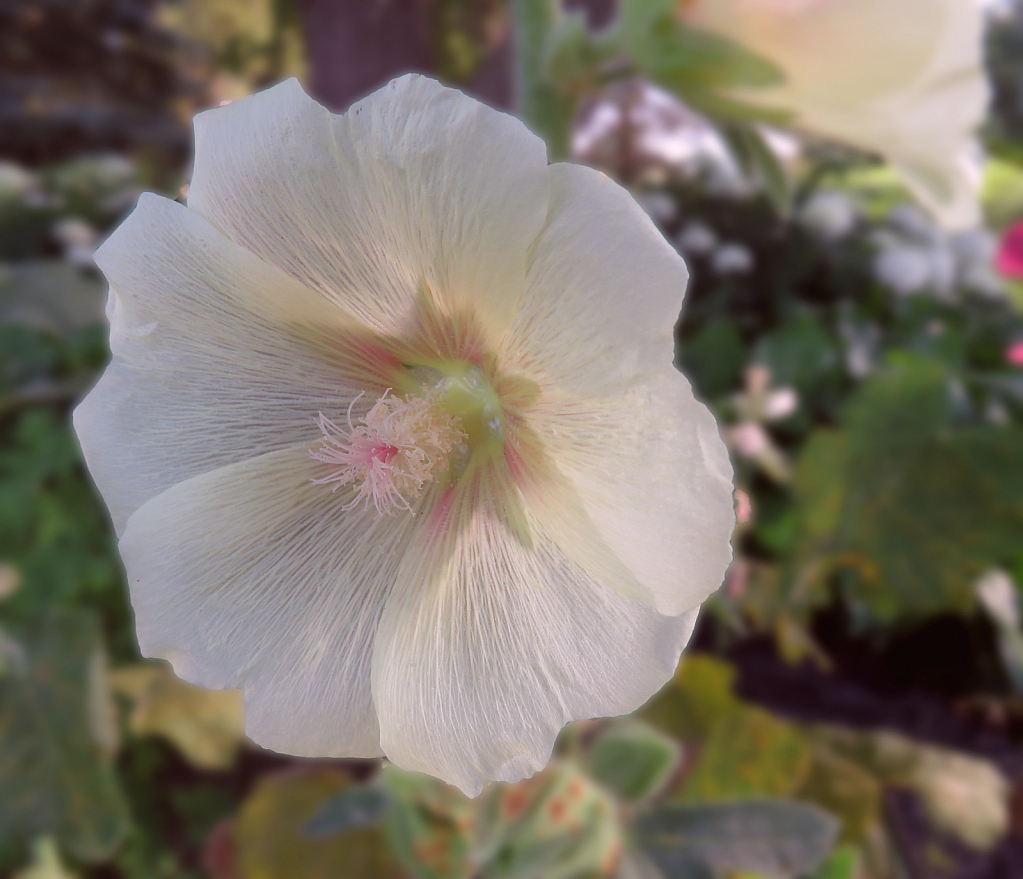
[681,0,989,230]
[73,76,735,796]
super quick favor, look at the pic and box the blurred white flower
[675,220,719,256]
[0,161,36,196]
[797,190,859,241]
[887,203,943,244]
[574,84,752,196]
[871,202,1002,299]
[711,242,755,275]
[682,0,989,230]
[975,570,1023,695]
[636,191,678,225]
[729,421,770,457]
[763,386,798,420]
[727,365,797,480]
[976,569,1020,629]
[951,229,1005,298]
[52,217,99,269]
[873,244,942,295]
[74,76,735,796]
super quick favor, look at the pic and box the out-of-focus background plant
[3,0,1023,876]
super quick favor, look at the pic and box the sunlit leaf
[677,708,813,802]
[642,655,742,740]
[12,836,78,879]
[110,660,246,770]
[719,124,792,215]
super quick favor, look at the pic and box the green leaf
[474,761,620,879]
[381,767,475,879]
[11,836,78,879]
[0,608,128,862]
[542,11,617,96]
[792,356,1023,618]
[753,314,841,400]
[794,741,881,845]
[676,319,745,400]
[805,844,860,879]
[620,0,785,91]
[719,124,793,215]
[982,156,1023,231]
[619,0,792,130]
[587,720,680,803]
[634,799,838,878]
[304,785,391,838]
[642,849,715,879]
[511,0,576,159]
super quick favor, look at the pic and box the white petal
[523,367,734,617]
[684,0,987,231]
[187,76,550,334]
[120,446,431,758]
[504,162,688,395]
[501,162,733,615]
[371,479,700,796]
[75,193,371,534]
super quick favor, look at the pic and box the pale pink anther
[311,390,463,515]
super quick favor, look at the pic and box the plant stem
[510,0,574,160]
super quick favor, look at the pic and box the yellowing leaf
[232,768,405,879]
[13,837,78,879]
[110,661,245,770]
[642,655,742,740]
[677,707,813,802]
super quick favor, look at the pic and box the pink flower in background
[995,222,1023,278]
[1007,341,1023,366]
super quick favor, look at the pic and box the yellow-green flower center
[414,361,505,454]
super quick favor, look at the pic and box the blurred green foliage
[0,608,128,862]
[791,356,1023,619]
